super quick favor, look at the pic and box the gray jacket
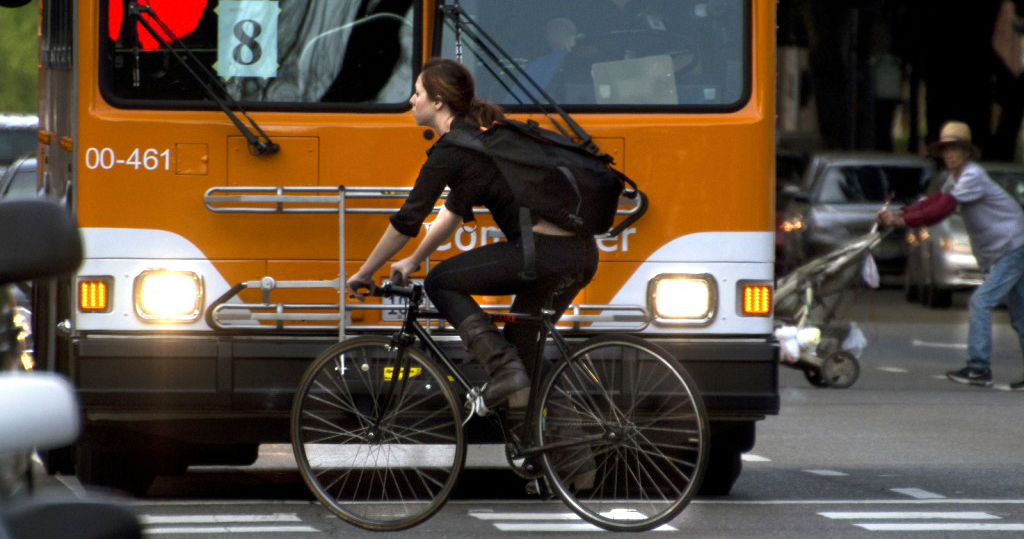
[942,161,1024,270]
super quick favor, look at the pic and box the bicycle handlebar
[373,281,418,300]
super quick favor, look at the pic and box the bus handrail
[203,185,643,221]
[202,185,648,338]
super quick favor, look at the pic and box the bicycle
[290,281,708,532]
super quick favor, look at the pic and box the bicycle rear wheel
[536,333,708,531]
[291,336,465,531]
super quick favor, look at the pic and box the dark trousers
[424,234,599,376]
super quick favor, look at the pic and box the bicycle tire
[535,333,708,531]
[291,336,466,531]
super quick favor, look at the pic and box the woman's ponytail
[470,99,505,127]
[421,58,505,128]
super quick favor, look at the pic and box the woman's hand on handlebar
[389,257,420,286]
[346,272,376,301]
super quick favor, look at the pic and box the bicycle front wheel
[291,336,465,531]
[536,334,708,531]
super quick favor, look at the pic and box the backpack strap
[517,207,537,281]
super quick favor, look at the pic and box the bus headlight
[649,274,716,323]
[134,270,204,323]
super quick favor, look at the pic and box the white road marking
[857,523,1024,531]
[470,512,580,520]
[493,522,676,532]
[876,366,908,373]
[891,488,946,499]
[741,454,771,462]
[820,511,999,520]
[146,525,318,534]
[469,510,677,531]
[804,470,849,477]
[140,514,302,524]
[912,339,967,350]
[140,513,319,534]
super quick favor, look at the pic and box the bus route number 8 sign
[216,0,279,80]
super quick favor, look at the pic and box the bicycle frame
[375,282,603,459]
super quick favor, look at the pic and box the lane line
[688,499,1024,505]
[141,514,301,524]
[493,523,677,532]
[876,366,908,373]
[145,525,319,534]
[857,523,1024,531]
[470,512,580,520]
[891,488,946,499]
[742,454,771,462]
[804,470,849,477]
[820,511,998,520]
[912,339,967,350]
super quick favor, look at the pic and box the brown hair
[420,58,505,127]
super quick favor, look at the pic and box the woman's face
[410,75,440,127]
[942,145,969,172]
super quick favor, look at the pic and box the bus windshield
[441,0,748,108]
[100,0,416,107]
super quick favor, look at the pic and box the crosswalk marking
[804,469,849,477]
[140,513,319,535]
[141,514,302,524]
[820,511,999,520]
[891,488,945,499]
[469,510,678,531]
[146,525,319,534]
[857,523,1024,531]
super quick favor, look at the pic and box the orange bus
[18,0,777,496]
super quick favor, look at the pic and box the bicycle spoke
[539,335,707,532]
[292,338,465,531]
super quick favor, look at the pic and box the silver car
[780,152,935,275]
[905,162,1024,308]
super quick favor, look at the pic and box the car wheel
[928,287,953,309]
[905,283,919,302]
[919,285,932,307]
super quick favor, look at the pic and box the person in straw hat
[877,120,1024,388]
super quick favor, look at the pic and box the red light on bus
[108,0,208,50]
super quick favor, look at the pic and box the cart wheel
[821,351,860,389]
[802,366,830,388]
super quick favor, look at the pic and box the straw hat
[930,121,980,158]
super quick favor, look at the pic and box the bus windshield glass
[441,0,748,108]
[100,0,416,107]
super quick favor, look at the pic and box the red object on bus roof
[108,0,208,50]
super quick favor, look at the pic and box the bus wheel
[75,446,159,497]
[698,422,754,496]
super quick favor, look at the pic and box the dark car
[780,152,935,275]
[905,162,1024,308]
[0,157,36,200]
[0,115,37,179]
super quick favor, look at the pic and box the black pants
[424,234,599,376]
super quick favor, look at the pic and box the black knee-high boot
[457,313,530,408]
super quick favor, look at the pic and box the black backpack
[445,118,647,279]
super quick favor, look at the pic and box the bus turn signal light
[79,278,112,312]
[741,283,772,316]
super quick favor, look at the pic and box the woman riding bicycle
[346,58,599,416]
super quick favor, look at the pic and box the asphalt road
[42,287,1024,538]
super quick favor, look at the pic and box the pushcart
[774,228,883,388]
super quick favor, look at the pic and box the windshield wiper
[127,1,279,156]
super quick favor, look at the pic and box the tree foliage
[0,1,39,113]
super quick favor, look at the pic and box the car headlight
[134,269,204,323]
[649,274,716,324]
